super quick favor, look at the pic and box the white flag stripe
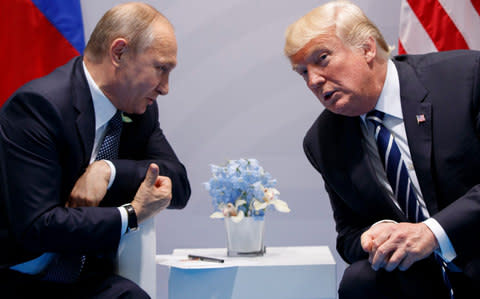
[437,0,480,50]
[399,1,437,54]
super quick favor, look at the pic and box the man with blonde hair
[285,1,480,298]
[0,2,190,298]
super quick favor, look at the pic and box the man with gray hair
[0,2,190,298]
[285,1,480,298]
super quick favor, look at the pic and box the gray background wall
[80,0,402,297]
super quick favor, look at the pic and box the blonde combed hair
[84,2,170,63]
[284,0,391,60]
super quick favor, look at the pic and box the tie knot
[366,110,385,125]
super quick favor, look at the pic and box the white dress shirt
[10,61,128,274]
[359,60,456,263]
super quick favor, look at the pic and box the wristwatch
[123,203,138,232]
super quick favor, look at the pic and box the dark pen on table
[188,254,224,263]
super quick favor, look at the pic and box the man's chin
[137,106,149,115]
[325,101,357,116]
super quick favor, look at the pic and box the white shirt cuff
[423,218,457,262]
[118,206,128,236]
[371,219,398,227]
[103,160,116,189]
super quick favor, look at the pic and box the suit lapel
[71,57,95,164]
[339,116,406,220]
[394,59,438,214]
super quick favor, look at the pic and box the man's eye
[155,65,168,72]
[319,54,328,61]
[298,69,308,77]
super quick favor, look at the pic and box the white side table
[157,246,336,299]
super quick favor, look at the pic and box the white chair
[115,217,157,298]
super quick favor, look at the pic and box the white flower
[209,199,247,222]
[253,188,290,213]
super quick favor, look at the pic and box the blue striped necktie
[42,111,123,283]
[366,110,424,222]
[367,110,454,299]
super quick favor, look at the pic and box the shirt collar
[360,59,402,122]
[82,61,117,131]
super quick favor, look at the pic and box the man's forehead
[290,33,337,66]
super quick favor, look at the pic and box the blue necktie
[42,111,123,283]
[367,110,454,299]
[367,110,424,222]
[96,110,123,161]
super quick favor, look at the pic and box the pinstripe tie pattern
[42,111,123,283]
[367,110,454,299]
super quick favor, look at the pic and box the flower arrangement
[204,158,290,223]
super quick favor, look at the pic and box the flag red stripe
[472,0,480,18]
[398,40,406,55]
[0,0,79,104]
[406,0,469,51]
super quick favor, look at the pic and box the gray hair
[84,2,171,62]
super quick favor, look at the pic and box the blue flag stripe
[30,0,85,54]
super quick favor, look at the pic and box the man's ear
[363,36,377,63]
[110,38,128,66]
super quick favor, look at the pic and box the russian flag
[0,0,84,105]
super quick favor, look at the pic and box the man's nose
[307,65,325,89]
[156,76,169,95]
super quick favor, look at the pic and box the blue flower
[205,158,290,222]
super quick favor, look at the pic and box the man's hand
[131,163,172,224]
[361,222,439,272]
[67,161,111,207]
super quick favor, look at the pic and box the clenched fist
[130,163,172,224]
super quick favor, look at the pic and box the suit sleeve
[0,93,121,255]
[432,54,480,268]
[104,104,191,209]
[303,133,369,264]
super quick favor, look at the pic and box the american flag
[416,114,426,124]
[398,0,480,54]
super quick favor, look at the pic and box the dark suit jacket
[0,57,191,267]
[303,50,480,275]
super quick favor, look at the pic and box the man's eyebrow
[292,64,307,73]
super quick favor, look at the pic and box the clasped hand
[360,222,439,272]
[67,162,172,224]
[67,160,111,207]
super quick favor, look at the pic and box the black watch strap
[123,204,138,232]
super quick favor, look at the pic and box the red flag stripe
[398,40,406,55]
[472,0,480,18]
[0,0,79,104]
[407,0,469,51]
